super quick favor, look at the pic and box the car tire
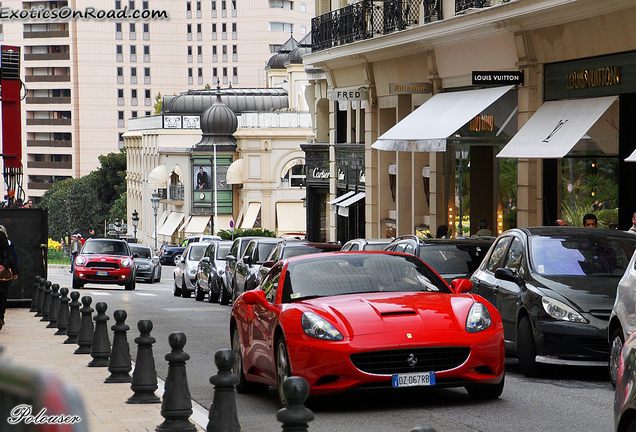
[195,281,205,301]
[208,278,219,303]
[173,279,182,297]
[148,273,154,284]
[232,327,267,393]
[72,276,83,290]
[518,316,540,377]
[610,327,625,388]
[124,278,135,291]
[182,276,192,298]
[219,281,229,306]
[172,255,181,266]
[276,336,292,407]
[466,372,505,400]
[155,271,161,283]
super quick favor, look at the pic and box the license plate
[96,271,109,276]
[392,372,436,388]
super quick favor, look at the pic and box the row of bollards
[29,275,320,432]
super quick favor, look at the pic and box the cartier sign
[312,167,330,179]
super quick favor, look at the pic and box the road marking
[89,292,111,296]
[134,293,157,296]
[163,307,224,312]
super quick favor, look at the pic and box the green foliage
[47,248,70,264]
[92,151,127,205]
[217,228,276,240]
[154,92,163,114]
[108,192,128,223]
[561,202,617,228]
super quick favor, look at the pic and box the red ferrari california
[230,251,505,405]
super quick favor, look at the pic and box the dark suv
[159,244,185,266]
[232,238,281,301]
[224,236,268,300]
[384,235,494,283]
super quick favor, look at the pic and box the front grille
[350,347,470,375]
[85,275,119,281]
[86,262,119,270]
[579,338,610,354]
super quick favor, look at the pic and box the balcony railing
[26,118,71,126]
[27,140,72,147]
[25,97,71,104]
[23,30,69,39]
[27,161,72,169]
[169,184,185,201]
[25,75,70,82]
[24,53,70,61]
[456,0,510,14]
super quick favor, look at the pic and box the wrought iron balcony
[455,0,510,14]
[169,184,185,202]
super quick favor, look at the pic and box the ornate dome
[195,91,237,148]
[266,52,288,70]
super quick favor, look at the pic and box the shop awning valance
[157,212,184,237]
[184,215,210,234]
[240,202,261,229]
[148,165,169,185]
[327,190,355,214]
[497,95,618,159]
[226,159,244,184]
[337,192,365,217]
[372,85,514,152]
[276,202,306,234]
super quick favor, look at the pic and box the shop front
[302,142,330,242]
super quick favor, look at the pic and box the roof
[162,88,289,115]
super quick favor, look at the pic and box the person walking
[70,234,81,273]
[0,225,19,330]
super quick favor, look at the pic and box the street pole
[151,192,160,252]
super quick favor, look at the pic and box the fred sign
[329,87,368,101]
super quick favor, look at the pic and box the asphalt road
[48,266,615,432]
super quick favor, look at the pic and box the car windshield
[188,245,207,261]
[257,243,277,264]
[82,241,129,256]
[529,233,636,276]
[283,254,450,302]
[216,244,231,260]
[364,243,391,251]
[284,246,338,259]
[419,245,485,276]
[130,246,152,258]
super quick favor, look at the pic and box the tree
[92,151,127,205]
[154,92,163,114]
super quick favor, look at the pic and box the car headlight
[542,297,587,323]
[466,302,492,333]
[301,311,343,341]
[121,258,132,268]
[75,256,86,266]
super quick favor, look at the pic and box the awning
[372,85,514,152]
[240,203,261,229]
[327,190,355,214]
[337,192,365,217]
[170,164,184,182]
[158,210,168,228]
[226,159,243,184]
[276,202,306,234]
[215,215,234,231]
[626,150,636,162]
[184,215,211,234]
[497,95,618,159]
[157,212,185,237]
[148,165,168,185]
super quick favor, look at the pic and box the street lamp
[131,209,139,242]
[114,218,122,239]
[150,192,160,252]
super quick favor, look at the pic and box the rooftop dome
[194,89,237,148]
[265,35,299,70]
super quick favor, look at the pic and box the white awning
[184,215,211,234]
[497,95,618,159]
[158,210,168,228]
[626,149,636,162]
[215,215,234,231]
[327,190,355,213]
[372,85,514,152]
[157,212,184,237]
[276,202,306,234]
[226,159,244,184]
[337,192,365,217]
[148,165,169,185]
[240,203,261,229]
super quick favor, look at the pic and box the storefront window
[281,164,306,188]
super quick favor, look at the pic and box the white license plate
[96,271,109,276]
[392,372,436,388]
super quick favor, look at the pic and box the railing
[23,30,69,38]
[25,97,71,104]
[24,52,70,61]
[455,0,510,14]
[169,184,185,201]
[27,161,72,169]
[26,118,71,126]
[27,140,72,147]
[25,75,71,82]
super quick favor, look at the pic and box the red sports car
[72,238,136,290]
[230,251,505,405]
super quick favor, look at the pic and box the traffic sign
[229,220,234,228]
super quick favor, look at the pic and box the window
[142,1,148,9]
[212,23,217,33]
[144,45,150,55]
[301,25,306,35]
[232,0,236,9]
[187,24,192,33]
[233,67,237,76]
[262,269,281,304]
[197,24,202,33]
[213,67,217,76]
[131,89,137,98]
[118,111,124,120]
[145,89,151,98]
[211,0,216,10]
[212,46,217,55]
[504,237,523,271]
[269,22,294,32]
[222,0,226,9]
[116,23,122,32]
[197,46,203,55]
[300,3,306,12]
[222,45,227,55]
[131,67,137,76]
[198,68,203,77]
[222,23,227,33]
[145,111,151,116]
[115,0,121,9]
[116,45,123,54]
[486,237,512,273]
[186,1,191,10]
[130,45,136,54]
[118,89,124,98]
[188,68,193,77]
[117,67,123,76]
[129,0,135,9]
[223,67,227,76]
[197,1,201,10]
[143,23,149,33]
[131,111,138,118]
[232,45,237,54]
[130,23,136,32]
[144,68,150,77]
[232,23,237,32]
[187,46,193,55]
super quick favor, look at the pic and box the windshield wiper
[289,295,323,302]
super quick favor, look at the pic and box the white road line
[89,292,111,296]
[134,293,157,296]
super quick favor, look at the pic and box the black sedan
[159,244,185,266]
[129,244,161,283]
[470,226,636,377]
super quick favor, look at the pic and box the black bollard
[88,302,111,367]
[55,287,70,336]
[30,275,40,312]
[127,320,160,404]
[275,377,314,432]
[65,291,81,344]
[207,349,240,432]
[46,284,60,328]
[156,332,197,432]
[105,310,132,383]
[35,277,46,317]
[75,296,94,354]
[41,280,52,322]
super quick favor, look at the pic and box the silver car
[129,244,161,283]
[610,248,636,387]
[173,243,209,298]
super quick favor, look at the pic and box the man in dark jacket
[0,225,19,330]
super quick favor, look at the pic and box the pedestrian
[0,225,19,330]
[583,213,598,228]
[627,212,636,235]
[88,229,96,239]
[436,224,449,238]
[78,233,85,246]
[70,234,81,273]
[471,219,493,237]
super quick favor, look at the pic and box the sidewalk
[1,306,208,432]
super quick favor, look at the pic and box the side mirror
[242,255,252,265]
[132,253,139,258]
[494,267,519,283]
[200,257,210,263]
[242,289,267,305]
[226,254,236,262]
[262,260,274,269]
[450,278,473,294]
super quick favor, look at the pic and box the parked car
[129,244,162,283]
[259,240,342,282]
[614,330,636,432]
[159,244,186,266]
[224,236,267,300]
[384,235,494,283]
[231,251,505,405]
[173,242,210,298]
[181,234,222,247]
[232,238,281,301]
[195,240,232,304]
[470,226,636,378]
[72,238,136,290]
[341,238,393,251]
